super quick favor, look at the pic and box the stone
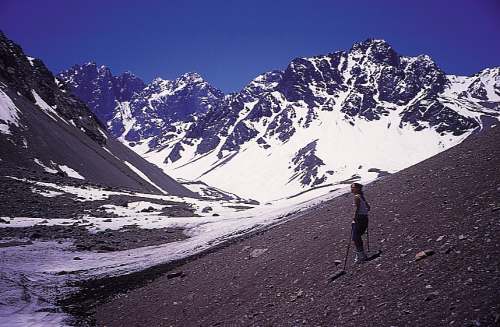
[29,232,42,240]
[117,200,128,207]
[250,248,268,258]
[167,271,185,279]
[140,206,155,213]
[95,244,116,252]
[415,249,435,261]
[202,206,213,213]
[424,291,440,301]
[290,289,304,302]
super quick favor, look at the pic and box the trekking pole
[329,224,353,282]
[342,224,353,271]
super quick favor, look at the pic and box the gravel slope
[97,126,500,327]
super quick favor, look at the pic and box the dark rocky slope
[96,125,500,326]
[0,31,195,197]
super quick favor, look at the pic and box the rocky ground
[92,126,500,327]
[0,225,187,252]
[0,166,194,252]
[0,167,198,219]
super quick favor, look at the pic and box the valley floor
[0,165,344,326]
[96,127,500,326]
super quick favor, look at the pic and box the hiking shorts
[352,214,368,242]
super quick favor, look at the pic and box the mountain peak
[351,38,391,51]
[350,38,399,66]
[121,70,136,77]
[178,72,204,84]
[117,70,143,82]
[475,66,500,78]
[82,61,98,69]
[151,76,166,83]
[244,70,283,95]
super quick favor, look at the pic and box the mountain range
[58,39,499,201]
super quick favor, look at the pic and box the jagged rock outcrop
[59,66,224,148]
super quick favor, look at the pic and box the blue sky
[1,0,499,92]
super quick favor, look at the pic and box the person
[350,182,371,263]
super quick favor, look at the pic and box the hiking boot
[354,250,367,264]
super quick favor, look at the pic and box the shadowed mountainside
[0,31,195,197]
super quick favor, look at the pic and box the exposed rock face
[59,66,224,147]
[161,39,498,157]
[0,32,106,145]
[289,140,326,187]
[59,63,145,124]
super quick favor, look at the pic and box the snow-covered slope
[61,39,500,202]
[0,31,195,197]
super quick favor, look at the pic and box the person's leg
[352,223,366,263]
[352,223,363,250]
[353,235,364,252]
[354,216,369,262]
[358,215,368,237]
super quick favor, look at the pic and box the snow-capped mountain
[58,66,224,149]
[61,39,500,201]
[0,31,195,197]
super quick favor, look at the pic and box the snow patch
[31,187,64,197]
[26,56,35,66]
[0,89,21,135]
[32,90,69,124]
[123,160,167,194]
[33,159,58,174]
[58,165,85,180]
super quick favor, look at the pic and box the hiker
[351,182,370,263]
